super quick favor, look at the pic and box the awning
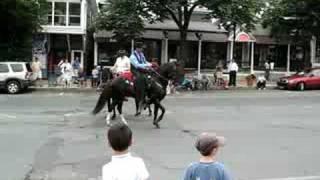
[255,35,291,45]
[94,30,228,42]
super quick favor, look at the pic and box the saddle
[118,71,134,82]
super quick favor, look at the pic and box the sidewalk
[29,80,97,92]
[30,79,277,93]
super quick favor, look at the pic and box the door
[311,69,320,89]
[71,50,84,69]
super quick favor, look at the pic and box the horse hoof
[135,113,141,116]
[153,122,160,129]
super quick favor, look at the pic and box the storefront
[34,0,89,79]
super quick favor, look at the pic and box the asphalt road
[0,89,320,180]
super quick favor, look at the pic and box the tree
[263,0,320,68]
[95,0,261,62]
[0,0,48,61]
[263,0,320,41]
[204,0,263,59]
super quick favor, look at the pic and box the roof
[95,29,228,42]
[145,20,227,33]
[95,20,228,42]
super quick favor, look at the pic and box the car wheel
[6,81,20,94]
[297,82,305,91]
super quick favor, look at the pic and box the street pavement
[0,89,320,180]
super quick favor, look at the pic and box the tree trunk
[179,30,188,64]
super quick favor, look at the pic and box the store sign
[228,32,256,42]
[237,33,250,42]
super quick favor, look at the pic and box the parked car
[277,68,320,91]
[0,62,34,94]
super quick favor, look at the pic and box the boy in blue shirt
[183,133,232,180]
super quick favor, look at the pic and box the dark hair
[195,134,220,156]
[107,123,132,151]
[135,42,143,49]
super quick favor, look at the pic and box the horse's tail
[92,84,112,115]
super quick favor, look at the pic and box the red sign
[237,33,250,42]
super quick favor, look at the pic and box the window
[54,2,67,26]
[69,3,81,26]
[10,64,24,72]
[46,2,53,25]
[0,64,9,73]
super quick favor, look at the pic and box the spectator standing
[102,123,149,180]
[264,61,270,81]
[72,57,81,80]
[92,66,99,88]
[228,60,238,87]
[31,57,42,87]
[183,132,232,180]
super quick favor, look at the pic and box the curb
[29,85,278,93]
[29,87,97,93]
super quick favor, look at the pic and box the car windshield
[295,69,312,76]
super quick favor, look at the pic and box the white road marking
[0,113,17,119]
[63,112,88,117]
[256,176,320,180]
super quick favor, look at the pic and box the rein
[149,68,170,82]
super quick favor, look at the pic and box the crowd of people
[102,122,232,180]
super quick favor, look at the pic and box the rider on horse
[130,42,153,73]
[111,49,132,81]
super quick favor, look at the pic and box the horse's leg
[106,100,117,126]
[117,101,128,125]
[157,101,166,123]
[148,104,152,117]
[112,107,116,120]
[107,99,116,120]
[153,103,160,129]
[134,98,141,116]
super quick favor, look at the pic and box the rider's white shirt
[112,56,131,73]
[102,153,149,180]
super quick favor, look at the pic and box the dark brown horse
[92,62,178,127]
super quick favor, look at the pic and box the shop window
[69,3,81,26]
[54,2,67,26]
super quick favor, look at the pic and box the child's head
[108,123,132,152]
[195,133,225,157]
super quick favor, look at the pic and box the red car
[277,68,320,91]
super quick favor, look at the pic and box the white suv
[0,62,35,94]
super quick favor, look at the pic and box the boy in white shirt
[102,123,149,180]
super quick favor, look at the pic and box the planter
[246,74,256,87]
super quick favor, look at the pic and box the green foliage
[204,0,263,32]
[0,0,48,61]
[95,0,262,61]
[263,0,320,42]
[95,0,157,43]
